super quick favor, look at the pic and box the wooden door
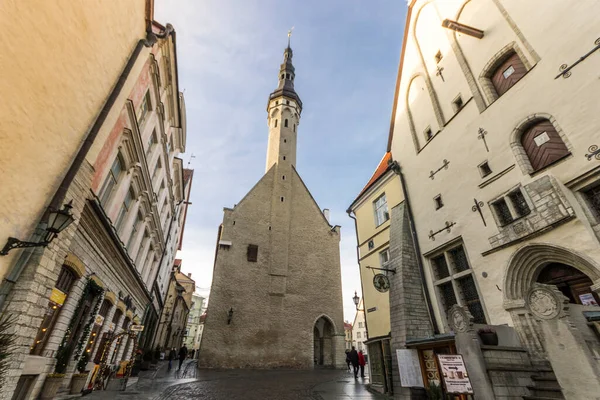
[521,120,569,172]
[491,52,526,96]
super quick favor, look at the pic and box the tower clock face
[373,274,390,293]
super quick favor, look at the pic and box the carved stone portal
[525,283,568,320]
[448,304,474,333]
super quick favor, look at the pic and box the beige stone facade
[183,293,206,351]
[385,0,600,398]
[0,16,191,399]
[199,45,345,369]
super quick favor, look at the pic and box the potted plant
[40,344,71,400]
[478,327,499,346]
[70,352,89,394]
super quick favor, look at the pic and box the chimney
[323,209,330,222]
[188,273,192,278]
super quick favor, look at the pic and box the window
[247,244,258,262]
[429,243,486,324]
[99,155,124,205]
[152,158,162,180]
[491,52,526,97]
[521,120,569,172]
[274,119,278,128]
[584,185,600,218]
[30,266,78,355]
[452,95,464,112]
[138,91,152,126]
[373,194,389,226]
[357,332,361,339]
[491,188,531,226]
[379,248,390,267]
[424,127,433,141]
[286,100,290,105]
[435,50,443,64]
[434,195,443,210]
[358,322,363,328]
[146,130,157,156]
[115,187,135,232]
[293,124,296,132]
[284,119,289,128]
[478,161,492,178]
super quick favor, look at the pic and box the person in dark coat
[345,349,351,371]
[358,350,366,378]
[348,346,359,378]
[168,348,176,371]
[178,344,188,370]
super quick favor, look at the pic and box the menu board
[396,349,424,388]
[437,354,473,394]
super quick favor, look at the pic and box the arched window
[274,119,278,128]
[99,155,125,205]
[490,52,526,97]
[284,119,288,128]
[520,119,569,172]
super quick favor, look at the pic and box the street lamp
[0,201,75,255]
[353,291,360,309]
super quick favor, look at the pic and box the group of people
[345,346,366,379]
[167,344,195,371]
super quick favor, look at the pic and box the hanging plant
[0,311,16,388]
[54,278,104,374]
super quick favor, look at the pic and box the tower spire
[268,31,302,112]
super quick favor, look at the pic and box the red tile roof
[344,322,353,330]
[174,259,182,267]
[349,152,392,210]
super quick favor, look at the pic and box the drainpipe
[346,211,370,340]
[389,160,440,335]
[0,30,156,312]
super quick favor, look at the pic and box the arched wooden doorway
[313,316,334,368]
[537,263,599,306]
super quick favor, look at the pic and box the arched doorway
[313,316,335,368]
[536,263,599,306]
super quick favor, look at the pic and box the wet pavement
[85,361,387,400]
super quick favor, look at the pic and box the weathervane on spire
[287,26,294,47]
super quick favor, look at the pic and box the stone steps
[526,386,564,399]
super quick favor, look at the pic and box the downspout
[0,30,156,311]
[346,211,369,340]
[389,160,439,335]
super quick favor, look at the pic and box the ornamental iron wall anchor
[585,145,600,161]
[471,198,486,226]
[478,128,489,152]
[429,221,456,241]
[555,38,600,79]
[430,159,450,180]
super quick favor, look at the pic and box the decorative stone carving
[526,283,568,320]
[448,304,474,333]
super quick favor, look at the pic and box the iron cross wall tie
[429,221,456,241]
[430,159,450,180]
[585,145,600,161]
[472,198,486,226]
[436,65,445,82]
[555,38,600,79]
[478,128,489,152]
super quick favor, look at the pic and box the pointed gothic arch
[312,314,337,368]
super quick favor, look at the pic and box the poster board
[437,354,473,394]
[396,349,424,388]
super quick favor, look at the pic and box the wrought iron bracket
[429,221,456,241]
[585,145,600,161]
[430,159,450,180]
[471,198,487,226]
[555,38,600,79]
[0,237,49,256]
[478,128,489,152]
[366,266,397,275]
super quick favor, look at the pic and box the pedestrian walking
[345,349,351,371]
[191,349,196,359]
[168,347,176,371]
[178,344,188,370]
[348,346,359,379]
[358,350,366,378]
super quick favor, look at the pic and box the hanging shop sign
[130,325,145,332]
[94,315,105,326]
[437,354,473,394]
[49,288,67,306]
[396,349,424,388]
[373,274,390,293]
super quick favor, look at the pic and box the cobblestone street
[86,361,385,400]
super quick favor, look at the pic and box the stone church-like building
[198,43,345,369]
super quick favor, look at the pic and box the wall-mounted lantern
[0,201,75,256]
[227,308,234,324]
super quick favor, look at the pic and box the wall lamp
[0,201,75,256]
[353,291,360,309]
[227,308,234,325]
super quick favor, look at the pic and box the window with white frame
[138,91,152,126]
[491,188,531,227]
[373,194,389,226]
[356,332,361,339]
[429,243,486,324]
[99,155,125,205]
[115,187,135,232]
[358,322,363,328]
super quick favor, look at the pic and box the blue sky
[155,0,407,321]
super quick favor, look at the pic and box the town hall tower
[198,42,345,369]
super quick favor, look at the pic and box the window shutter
[247,245,258,262]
